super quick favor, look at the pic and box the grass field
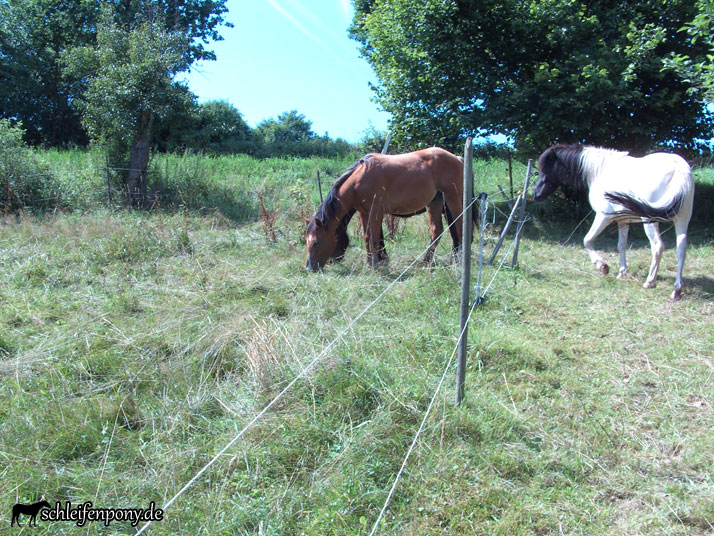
[1,153,713,535]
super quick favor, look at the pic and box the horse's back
[352,148,462,215]
[589,151,693,215]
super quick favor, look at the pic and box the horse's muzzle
[305,258,321,271]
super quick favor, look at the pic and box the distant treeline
[153,104,357,159]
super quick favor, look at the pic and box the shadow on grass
[144,183,256,222]
[515,180,714,248]
[685,276,714,300]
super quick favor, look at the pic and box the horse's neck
[328,186,355,228]
[338,208,356,229]
[581,147,627,188]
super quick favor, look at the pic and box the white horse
[532,144,694,300]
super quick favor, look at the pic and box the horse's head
[533,144,584,201]
[532,146,561,201]
[305,217,337,271]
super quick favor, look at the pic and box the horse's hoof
[596,262,609,275]
[671,288,682,301]
[643,280,656,289]
[617,269,628,280]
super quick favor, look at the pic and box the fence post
[382,133,399,239]
[474,194,488,305]
[497,184,513,211]
[105,155,112,208]
[511,159,532,267]
[381,132,392,154]
[456,137,474,405]
[488,194,521,265]
[507,149,514,199]
[316,170,323,204]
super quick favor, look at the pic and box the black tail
[604,191,685,223]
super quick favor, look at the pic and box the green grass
[0,153,712,535]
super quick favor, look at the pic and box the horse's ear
[540,146,556,169]
[314,218,324,228]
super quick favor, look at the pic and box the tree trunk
[126,110,154,207]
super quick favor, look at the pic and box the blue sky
[182,0,391,143]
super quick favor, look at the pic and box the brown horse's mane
[315,155,370,224]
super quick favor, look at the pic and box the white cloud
[339,0,351,19]
[267,0,344,62]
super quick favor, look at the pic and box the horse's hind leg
[583,212,613,275]
[671,218,689,300]
[423,194,444,264]
[642,222,664,289]
[441,187,463,263]
[617,223,629,279]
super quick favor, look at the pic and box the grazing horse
[11,500,51,526]
[532,144,694,300]
[305,147,467,270]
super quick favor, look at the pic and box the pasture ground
[0,153,713,535]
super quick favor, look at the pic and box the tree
[351,0,714,155]
[193,100,252,153]
[664,0,714,102]
[0,0,97,146]
[0,0,230,147]
[62,7,193,204]
[255,110,317,144]
[254,110,323,157]
[153,99,253,154]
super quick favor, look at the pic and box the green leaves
[352,0,714,154]
[662,0,714,102]
[1,0,230,148]
[60,7,192,165]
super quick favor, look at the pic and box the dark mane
[541,144,587,193]
[315,156,370,224]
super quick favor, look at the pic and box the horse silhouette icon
[10,500,51,527]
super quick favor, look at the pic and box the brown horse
[305,147,467,270]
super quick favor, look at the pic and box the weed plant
[0,152,712,534]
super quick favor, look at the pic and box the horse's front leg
[617,223,629,279]
[361,210,386,269]
[583,212,613,275]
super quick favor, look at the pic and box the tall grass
[0,151,712,534]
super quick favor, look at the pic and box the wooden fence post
[498,184,513,211]
[105,155,112,208]
[511,159,532,267]
[316,170,323,204]
[456,137,474,405]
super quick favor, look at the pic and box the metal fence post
[474,194,488,305]
[511,159,532,267]
[456,137,474,405]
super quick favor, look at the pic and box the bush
[0,119,63,212]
